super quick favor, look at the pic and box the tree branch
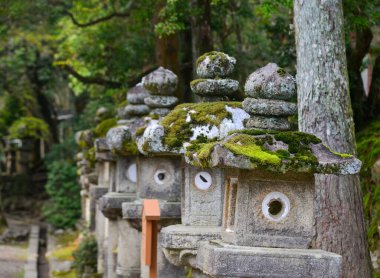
[65,11,131,27]
[65,1,135,27]
[60,64,157,88]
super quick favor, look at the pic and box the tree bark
[294,1,372,277]
[154,1,182,101]
[190,0,213,73]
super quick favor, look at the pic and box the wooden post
[142,199,160,278]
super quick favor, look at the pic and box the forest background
[0,0,379,267]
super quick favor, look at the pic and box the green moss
[83,147,95,168]
[117,100,128,108]
[196,51,230,69]
[119,140,139,156]
[94,118,117,138]
[135,126,147,137]
[149,113,160,120]
[190,79,206,87]
[8,116,50,140]
[187,130,323,172]
[277,67,286,76]
[323,144,353,158]
[161,102,241,150]
[356,118,380,250]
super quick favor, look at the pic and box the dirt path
[0,243,27,278]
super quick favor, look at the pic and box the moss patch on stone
[135,126,147,137]
[118,140,139,156]
[161,102,241,150]
[83,147,95,168]
[187,130,324,172]
[94,118,117,138]
[196,51,230,68]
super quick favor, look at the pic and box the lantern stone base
[196,241,342,278]
[161,225,221,268]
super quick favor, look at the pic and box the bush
[73,235,98,276]
[8,116,50,140]
[43,161,81,229]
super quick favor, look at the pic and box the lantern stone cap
[127,83,151,104]
[99,192,136,219]
[94,138,110,152]
[136,102,249,155]
[142,67,178,95]
[75,129,95,149]
[185,130,361,175]
[122,200,181,220]
[196,51,236,78]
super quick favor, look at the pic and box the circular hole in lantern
[262,192,290,221]
[194,171,212,190]
[127,163,137,183]
[154,169,167,185]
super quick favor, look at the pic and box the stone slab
[161,225,222,250]
[191,79,239,96]
[144,95,178,108]
[99,192,136,219]
[245,115,291,130]
[196,241,342,278]
[122,201,181,220]
[89,185,109,201]
[242,98,297,116]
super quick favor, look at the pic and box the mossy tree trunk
[294,0,372,277]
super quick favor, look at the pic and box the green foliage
[43,161,81,229]
[357,119,380,250]
[8,116,50,140]
[73,235,98,276]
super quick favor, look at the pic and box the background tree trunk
[190,0,213,73]
[294,0,372,277]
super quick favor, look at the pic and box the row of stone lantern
[75,51,361,278]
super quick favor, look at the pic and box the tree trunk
[190,0,213,73]
[294,1,372,277]
[154,1,182,101]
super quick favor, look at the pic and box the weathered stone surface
[190,79,239,96]
[124,104,150,116]
[126,83,151,104]
[197,96,230,102]
[89,185,108,201]
[222,171,314,249]
[94,138,110,152]
[138,156,181,202]
[245,115,291,130]
[122,200,181,220]
[105,125,131,152]
[150,108,171,117]
[183,166,225,226]
[115,157,137,193]
[196,51,236,78]
[161,225,222,250]
[242,97,297,116]
[95,150,116,162]
[196,241,342,278]
[142,67,178,95]
[144,95,178,108]
[185,132,362,174]
[116,219,141,277]
[98,192,136,219]
[245,63,296,100]
[95,107,112,122]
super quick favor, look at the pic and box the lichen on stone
[160,102,247,151]
[196,51,236,78]
[185,129,359,174]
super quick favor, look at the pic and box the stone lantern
[117,67,184,277]
[156,52,251,275]
[182,64,361,277]
[98,83,151,278]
